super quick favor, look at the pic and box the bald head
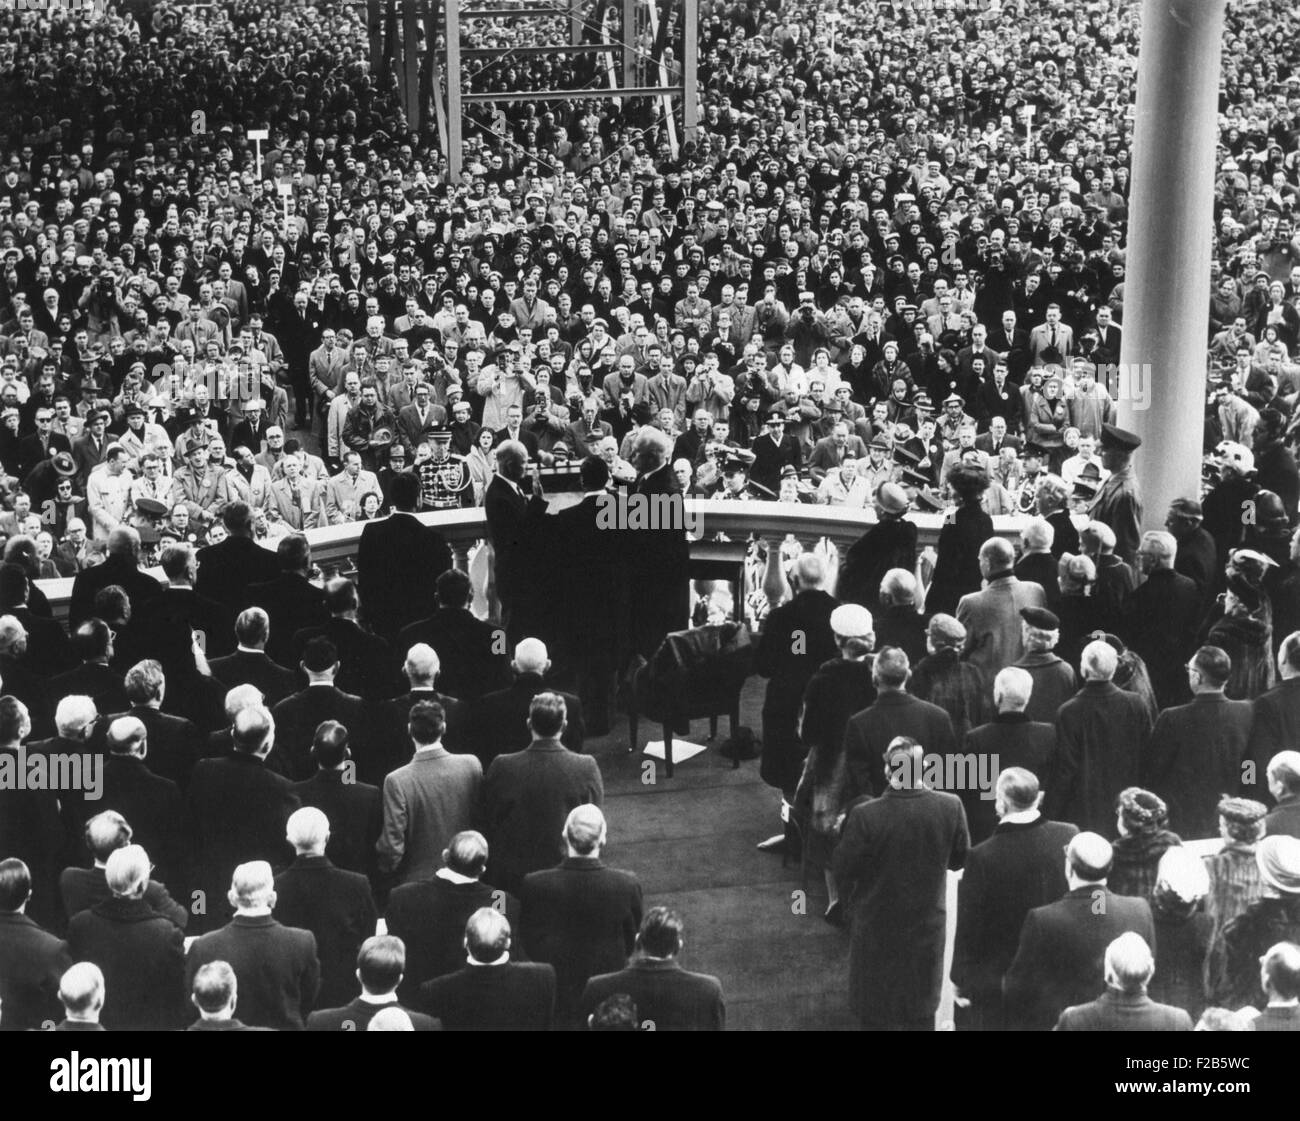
[790,552,827,591]
[979,537,1014,575]
[229,860,275,911]
[1067,832,1113,883]
[993,667,1033,712]
[287,806,330,854]
[403,642,440,686]
[1081,639,1118,681]
[565,803,607,856]
[513,637,550,676]
[465,906,512,963]
[60,962,105,1020]
[105,715,147,757]
[105,844,150,898]
[1105,933,1155,994]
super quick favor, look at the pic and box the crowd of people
[2,0,1300,1030]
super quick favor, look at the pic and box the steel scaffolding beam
[442,0,698,183]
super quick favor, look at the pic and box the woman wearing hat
[1026,373,1068,473]
[925,463,993,617]
[1216,834,1300,1009]
[1109,787,1183,902]
[1207,572,1276,699]
[1204,796,1268,1001]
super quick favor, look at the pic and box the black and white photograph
[0,0,1295,1090]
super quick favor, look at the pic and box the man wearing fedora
[1088,422,1143,565]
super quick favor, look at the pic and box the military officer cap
[1100,423,1141,452]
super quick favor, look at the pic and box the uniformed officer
[717,454,758,501]
[1089,422,1143,564]
[414,429,473,509]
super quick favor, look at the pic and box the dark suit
[1123,568,1202,707]
[193,534,279,615]
[520,857,643,1021]
[541,493,621,730]
[1145,694,1255,840]
[483,474,547,637]
[103,705,202,792]
[418,961,556,1031]
[126,586,234,669]
[749,431,802,495]
[385,875,521,1001]
[186,914,320,1030]
[627,463,690,658]
[48,661,125,713]
[63,754,189,893]
[59,866,188,932]
[271,685,365,780]
[374,688,465,780]
[356,511,452,640]
[834,787,969,1028]
[293,618,392,702]
[960,714,1057,845]
[394,608,511,701]
[273,854,378,1009]
[493,426,541,460]
[187,754,300,929]
[836,517,918,613]
[1055,989,1193,1031]
[291,770,383,879]
[8,606,73,677]
[842,692,958,802]
[482,739,604,894]
[68,554,162,628]
[67,897,187,1030]
[18,430,71,476]
[1003,886,1156,1031]
[247,572,329,666]
[582,959,725,1031]
[0,911,71,1031]
[0,754,66,929]
[208,649,299,706]
[469,674,584,766]
[306,996,441,1031]
[1245,678,1300,804]
[951,814,1078,1030]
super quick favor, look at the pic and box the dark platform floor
[585,677,860,1031]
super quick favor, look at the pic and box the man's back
[68,897,187,1030]
[1055,989,1193,1031]
[273,856,377,1009]
[378,749,482,884]
[270,686,365,779]
[956,576,1047,679]
[1003,886,1156,1030]
[246,573,329,665]
[186,915,320,1030]
[842,693,957,800]
[1052,682,1152,834]
[520,857,643,1018]
[582,959,725,1031]
[357,512,451,639]
[0,911,71,1031]
[395,608,511,701]
[418,961,556,1031]
[188,755,299,889]
[194,535,279,613]
[952,816,1078,1016]
[290,770,382,877]
[482,742,604,891]
[305,996,441,1031]
[385,876,520,1000]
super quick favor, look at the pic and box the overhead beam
[462,43,620,57]
[462,86,681,104]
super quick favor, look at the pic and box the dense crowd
[2,0,1300,1031]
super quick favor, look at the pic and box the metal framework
[436,0,698,183]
